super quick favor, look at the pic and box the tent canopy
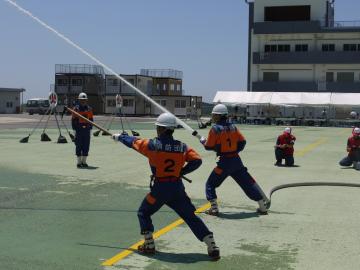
[213,91,360,107]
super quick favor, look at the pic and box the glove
[112,133,121,142]
[199,136,207,145]
[121,131,129,136]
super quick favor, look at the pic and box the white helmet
[155,113,177,129]
[212,104,228,115]
[353,127,360,134]
[284,127,292,134]
[78,92,88,100]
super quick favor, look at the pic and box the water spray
[4,0,202,140]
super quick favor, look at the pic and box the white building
[0,88,25,114]
[247,0,360,93]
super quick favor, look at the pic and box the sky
[0,0,360,102]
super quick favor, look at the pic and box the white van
[25,98,50,115]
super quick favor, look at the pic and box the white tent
[270,92,303,106]
[213,91,272,105]
[330,93,360,106]
[213,91,360,107]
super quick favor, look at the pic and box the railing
[323,20,360,28]
[252,81,360,93]
[55,64,105,75]
[140,69,183,79]
[253,20,360,34]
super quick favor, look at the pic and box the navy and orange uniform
[117,133,213,240]
[339,134,360,166]
[71,104,93,157]
[275,132,296,166]
[203,120,265,203]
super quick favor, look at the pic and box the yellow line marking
[295,128,351,157]
[295,138,328,157]
[294,128,349,157]
[102,202,211,266]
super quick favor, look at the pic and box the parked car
[25,98,50,115]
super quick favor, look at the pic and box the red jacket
[347,135,360,156]
[276,133,296,156]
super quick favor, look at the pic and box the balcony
[326,82,360,93]
[253,51,360,65]
[253,20,360,34]
[254,21,321,34]
[252,81,360,93]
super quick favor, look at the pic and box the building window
[6,102,13,108]
[343,44,357,51]
[157,84,160,90]
[156,100,166,107]
[264,5,310,22]
[295,44,308,52]
[112,79,118,86]
[127,79,135,85]
[326,72,334,82]
[123,99,134,107]
[264,45,277,52]
[263,72,279,82]
[277,44,290,52]
[107,99,116,107]
[71,79,82,86]
[322,44,335,51]
[358,44,360,51]
[337,72,354,82]
[175,100,181,108]
[175,100,186,108]
[176,84,181,91]
[57,79,68,86]
[163,84,166,91]
[170,84,175,91]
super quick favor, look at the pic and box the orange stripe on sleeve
[204,129,217,148]
[185,147,201,162]
[132,139,150,157]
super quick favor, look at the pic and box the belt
[154,176,180,183]
[220,153,239,158]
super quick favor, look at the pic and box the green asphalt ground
[1,117,360,270]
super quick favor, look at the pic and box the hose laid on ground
[267,182,360,209]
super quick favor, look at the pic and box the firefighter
[199,104,270,216]
[112,113,220,260]
[71,92,93,168]
[339,127,360,167]
[274,127,296,167]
